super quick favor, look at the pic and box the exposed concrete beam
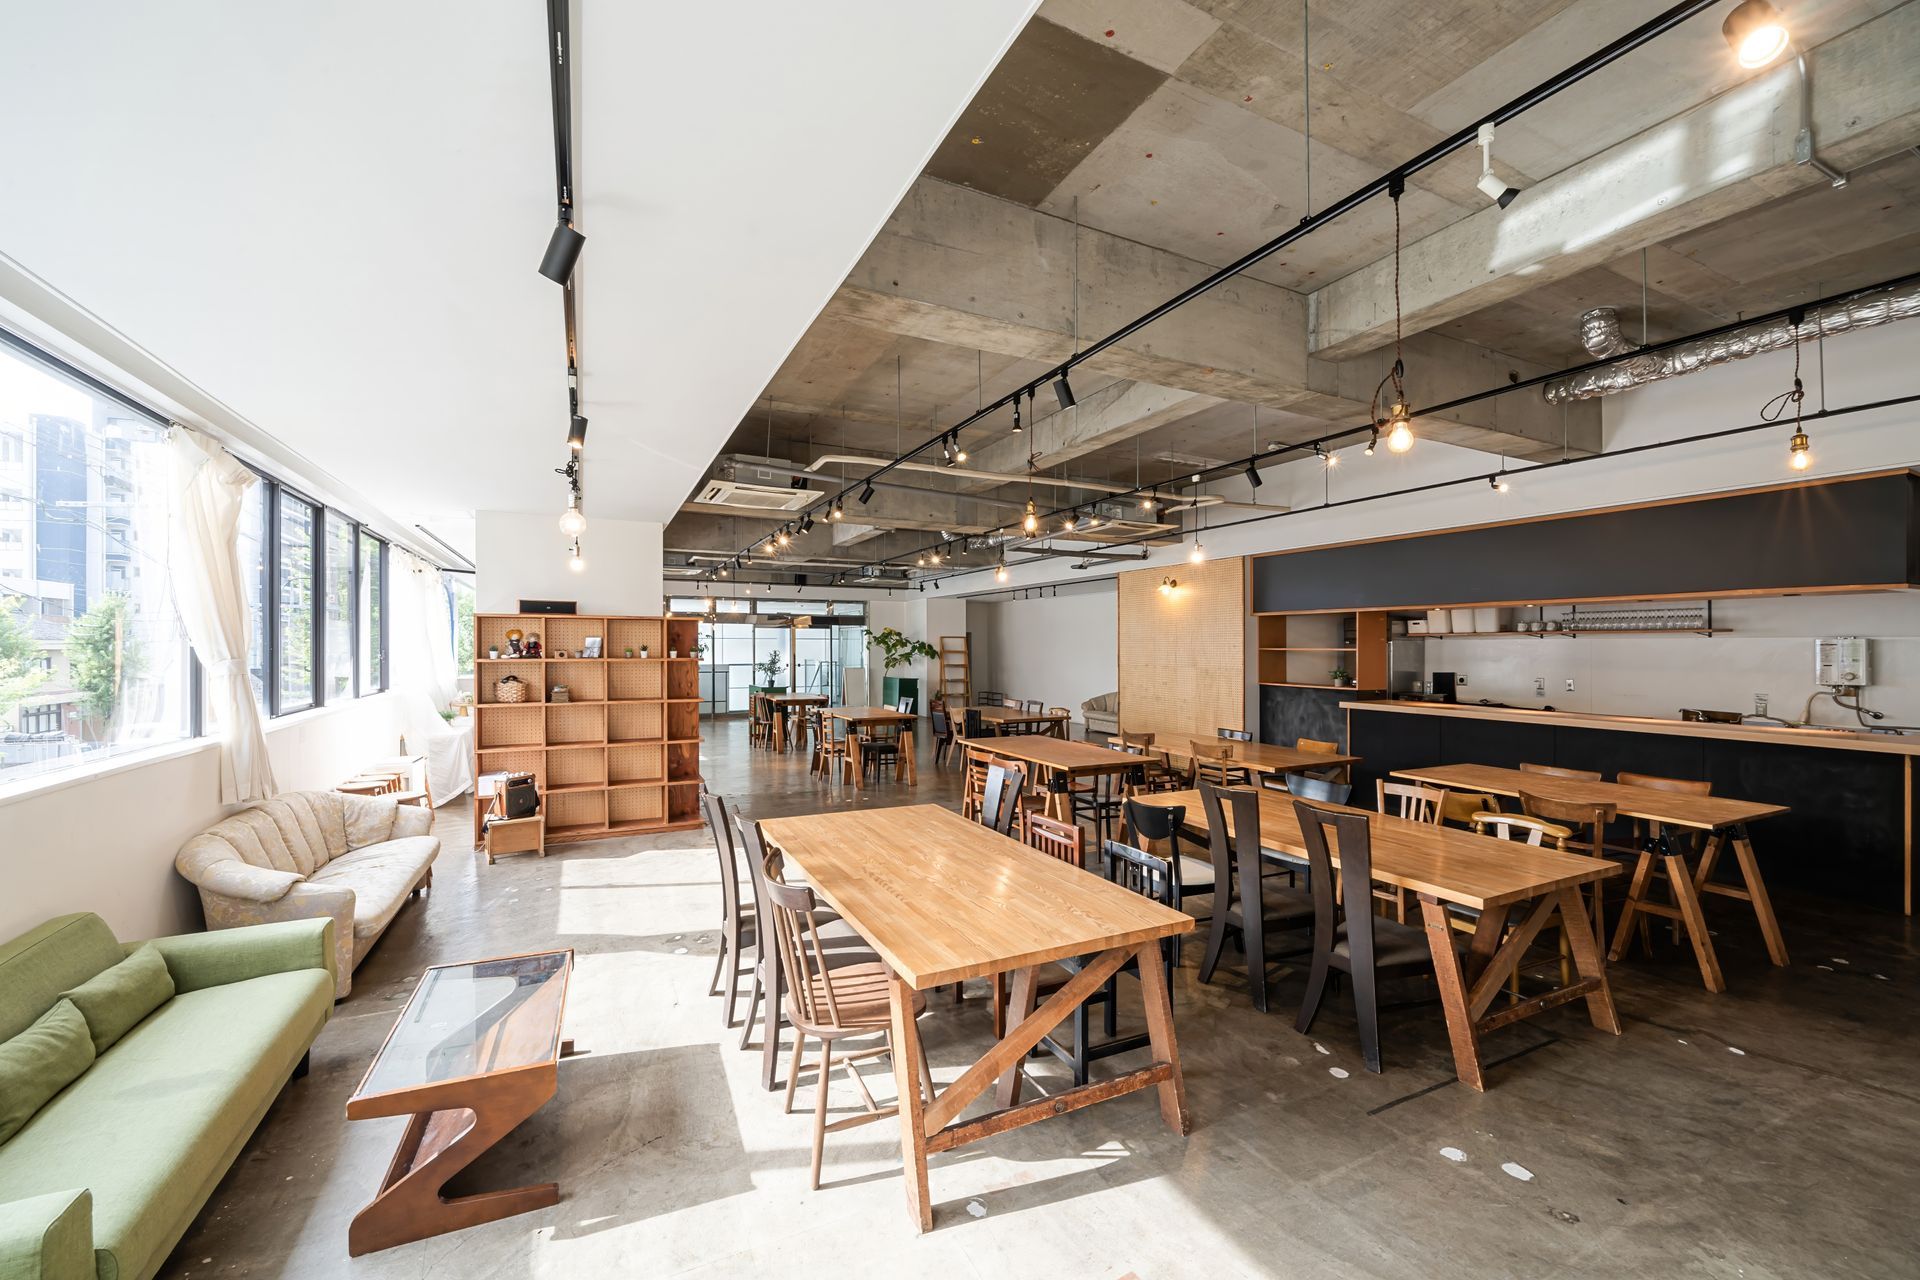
[955,380,1222,493]
[1309,5,1920,359]
[836,176,1594,458]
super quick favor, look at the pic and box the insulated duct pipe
[1543,281,1920,403]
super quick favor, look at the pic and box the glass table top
[355,951,571,1099]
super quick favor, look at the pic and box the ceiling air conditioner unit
[693,455,819,512]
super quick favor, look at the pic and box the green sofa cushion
[0,915,126,1045]
[61,947,176,1057]
[0,969,331,1280]
[0,999,95,1145]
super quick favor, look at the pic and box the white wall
[476,510,663,615]
[0,693,405,945]
[968,583,1118,727]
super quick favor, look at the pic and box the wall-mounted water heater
[1815,635,1869,689]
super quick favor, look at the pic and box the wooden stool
[483,791,545,863]
[389,790,431,808]
[338,778,393,797]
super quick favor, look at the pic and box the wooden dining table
[1389,763,1790,993]
[758,805,1193,1233]
[767,693,827,752]
[968,705,1071,737]
[962,735,1143,821]
[1110,733,1361,780]
[821,706,918,789]
[1132,787,1622,1091]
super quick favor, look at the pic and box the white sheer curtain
[389,549,470,803]
[168,429,277,802]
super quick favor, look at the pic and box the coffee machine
[1429,671,1460,703]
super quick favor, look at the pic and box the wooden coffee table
[346,950,574,1255]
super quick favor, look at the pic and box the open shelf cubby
[473,613,706,844]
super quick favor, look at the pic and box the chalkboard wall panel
[1346,707,1905,909]
[1251,474,1919,613]
[1260,686,1360,752]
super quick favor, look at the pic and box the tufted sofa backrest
[179,790,403,881]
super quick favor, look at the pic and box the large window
[323,512,354,702]
[0,334,194,782]
[358,531,385,694]
[238,481,267,707]
[275,492,317,712]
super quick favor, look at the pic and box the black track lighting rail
[704,0,1729,582]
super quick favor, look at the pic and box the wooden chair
[1023,699,1044,716]
[980,760,1027,836]
[1189,739,1252,788]
[750,694,779,750]
[1518,762,1602,781]
[1374,780,1445,920]
[1519,789,1617,944]
[1022,812,1085,867]
[700,792,759,1038]
[1281,773,1351,804]
[1439,790,1502,828]
[1024,838,1178,1088]
[1217,727,1254,742]
[1470,809,1579,985]
[1047,706,1072,739]
[1115,733,1179,794]
[929,708,955,768]
[1294,736,1351,785]
[763,853,933,1189]
[1195,781,1314,1013]
[960,746,992,821]
[1293,799,1461,1073]
[1123,797,1211,965]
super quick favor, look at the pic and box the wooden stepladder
[937,635,973,708]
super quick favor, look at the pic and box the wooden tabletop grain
[1136,787,1617,911]
[1389,763,1788,831]
[757,805,1192,989]
[823,705,917,723]
[963,736,1142,775]
[1111,734,1361,774]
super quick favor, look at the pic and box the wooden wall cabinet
[473,613,704,844]
[1255,611,1388,691]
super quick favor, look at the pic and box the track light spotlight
[539,220,586,284]
[776,528,790,547]
[1246,459,1263,489]
[941,435,954,466]
[953,432,967,464]
[567,415,588,452]
[718,563,729,577]
[1490,473,1510,493]
[829,500,844,521]
[1475,124,1522,209]
[1052,375,1077,410]
[799,513,814,534]
[1723,0,1790,68]
[996,562,1008,583]
[1062,511,1077,532]
[1012,396,1023,434]
[858,481,875,505]
[1140,488,1155,511]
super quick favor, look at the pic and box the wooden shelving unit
[473,612,704,846]
[1254,611,1387,690]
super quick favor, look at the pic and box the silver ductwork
[1543,282,1920,404]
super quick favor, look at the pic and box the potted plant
[1330,664,1352,688]
[750,649,786,695]
[865,627,939,709]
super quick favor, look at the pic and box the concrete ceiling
[670,0,1920,582]
[0,0,1041,555]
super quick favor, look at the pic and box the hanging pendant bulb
[1022,498,1038,534]
[776,527,791,548]
[1385,404,1414,454]
[1788,429,1812,470]
[558,497,587,538]
[996,562,1008,583]
[1189,539,1206,564]
[567,540,586,574]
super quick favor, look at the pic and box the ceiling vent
[693,454,819,511]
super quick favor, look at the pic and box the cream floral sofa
[175,791,439,998]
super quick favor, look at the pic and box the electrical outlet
[1534,677,1546,697]
[1455,674,1468,687]
[1565,677,1576,693]
[1755,693,1769,717]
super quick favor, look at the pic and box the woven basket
[495,675,528,704]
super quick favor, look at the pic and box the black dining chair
[929,708,954,768]
[1292,798,1461,1073]
[1122,798,1211,965]
[1195,780,1314,1013]
[980,760,1027,836]
[1279,773,1352,804]
[1028,838,1179,1088]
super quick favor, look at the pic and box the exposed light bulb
[1788,429,1812,470]
[1490,474,1510,493]
[995,563,1008,583]
[1723,0,1789,68]
[702,596,715,613]
[1386,409,1414,454]
[1189,540,1206,564]
[567,542,586,574]
[1022,499,1038,534]
[1062,513,1077,532]
[776,528,790,547]
[558,500,587,538]
[829,502,844,520]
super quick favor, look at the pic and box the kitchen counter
[1342,699,1920,756]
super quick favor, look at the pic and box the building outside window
[323,511,355,701]
[237,481,267,708]
[0,336,192,781]
[359,530,386,694]
[275,492,317,712]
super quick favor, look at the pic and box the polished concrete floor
[162,719,1920,1279]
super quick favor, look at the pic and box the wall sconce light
[1158,576,1178,596]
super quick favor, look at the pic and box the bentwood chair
[764,852,933,1189]
[1519,762,1603,781]
[1374,781,1445,920]
[1190,739,1253,788]
[1024,838,1179,1087]
[1293,799,1461,1073]
[1123,797,1211,964]
[1471,810,1580,984]
[1195,781,1314,1013]
[734,818,879,1091]
[700,792,758,1035]
[1115,733,1180,794]
[1047,706,1072,738]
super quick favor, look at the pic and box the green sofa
[0,913,334,1280]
